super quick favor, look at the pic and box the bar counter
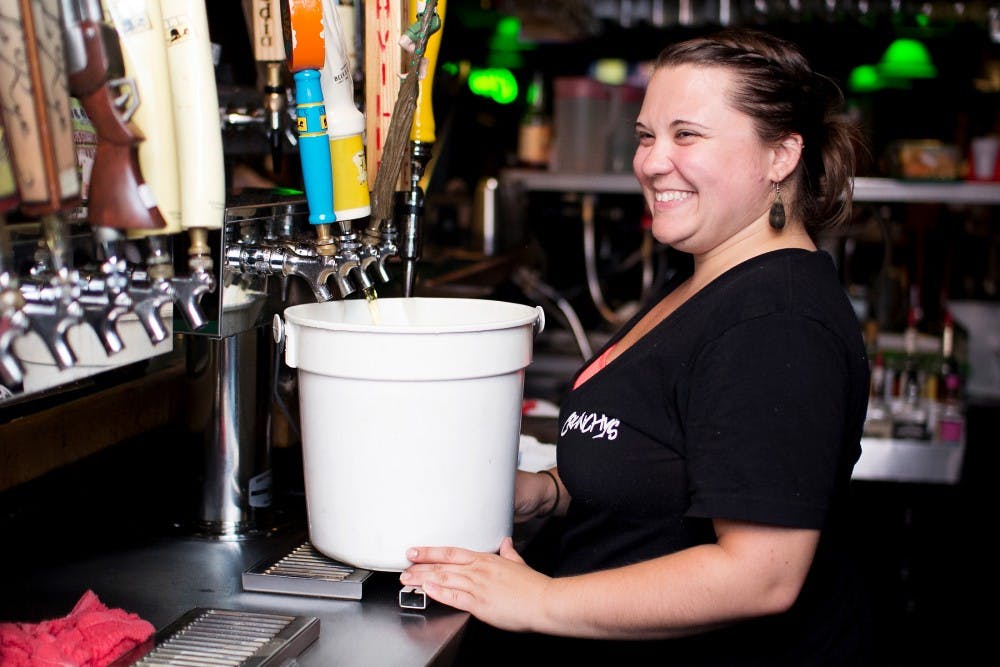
[0,432,470,666]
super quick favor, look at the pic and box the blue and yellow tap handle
[294,69,335,226]
[285,0,334,226]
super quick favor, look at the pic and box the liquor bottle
[892,300,930,440]
[936,309,965,443]
[937,309,962,404]
[864,351,893,438]
[517,71,552,169]
[900,304,922,407]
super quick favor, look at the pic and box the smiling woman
[401,27,874,665]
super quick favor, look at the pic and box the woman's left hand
[400,537,551,632]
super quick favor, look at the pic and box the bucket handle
[533,305,546,337]
[270,313,302,440]
[272,313,299,369]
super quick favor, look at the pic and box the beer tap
[157,0,224,330]
[0,122,28,389]
[250,0,287,173]
[0,0,85,370]
[103,0,184,341]
[283,0,364,300]
[61,0,167,354]
[225,240,337,303]
[365,0,439,297]
[320,0,372,297]
[398,0,445,297]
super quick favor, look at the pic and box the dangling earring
[769,180,786,230]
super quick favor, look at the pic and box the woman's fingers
[406,546,477,565]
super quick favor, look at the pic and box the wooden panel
[0,362,185,491]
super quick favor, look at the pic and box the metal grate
[242,541,372,600]
[115,608,319,666]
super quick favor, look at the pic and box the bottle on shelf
[864,350,893,438]
[516,71,552,170]
[935,308,965,443]
[892,294,930,440]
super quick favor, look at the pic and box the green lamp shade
[878,38,937,79]
[849,64,884,92]
[468,68,519,104]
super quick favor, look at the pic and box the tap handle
[320,0,369,221]
[250,0,287,171]
[0,0,81,215]
[63,8,167,232]
[293,69,336,227]
[105,0,183,237]
[161,0,225,232]
[265,63,287,171]
[285,1,335,228]
[408,0,446,147]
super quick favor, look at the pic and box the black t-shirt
[552,249,872,665]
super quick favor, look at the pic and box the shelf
[500,170,1000,205]
[854,437,965,485]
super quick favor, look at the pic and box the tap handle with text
[62,2,166,231]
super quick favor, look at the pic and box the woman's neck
[690,224,815,292]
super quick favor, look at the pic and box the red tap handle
[67,19,164,231]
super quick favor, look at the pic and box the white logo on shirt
[560,411,619,440]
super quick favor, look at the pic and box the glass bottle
[516,72,552,170]
[937,309,962,404]
[864,351,893,438]
[892,300,930,440]
[936,309,965,443]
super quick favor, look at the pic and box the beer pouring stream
[0,0,84,370]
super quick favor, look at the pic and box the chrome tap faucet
[20,270,84,371]
[0,271,28,388]
[226,240,339,303]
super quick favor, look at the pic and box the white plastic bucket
[279,297,545,571]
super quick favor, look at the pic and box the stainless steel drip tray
[242,541,373,600]
[111,608,320,667]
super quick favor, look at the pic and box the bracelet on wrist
[538,468,560,518]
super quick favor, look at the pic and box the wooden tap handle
[0,0,80,215]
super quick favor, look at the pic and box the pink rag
[0,590,155,667]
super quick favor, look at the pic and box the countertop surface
[0,523,469,666]
[0,433,470,666]
[1,525,469,667]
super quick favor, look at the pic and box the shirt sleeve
[683,313,850,528]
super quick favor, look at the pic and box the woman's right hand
[513,469,561,523]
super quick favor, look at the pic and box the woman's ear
[771,134,804,182]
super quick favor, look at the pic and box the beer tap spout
[20,277,85,371]
[127,271,173,345]
[333,243,371,298]
[225,241,338,303]
[0,279,28,389]
[359,239,393,286]
[79,226,133,356]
